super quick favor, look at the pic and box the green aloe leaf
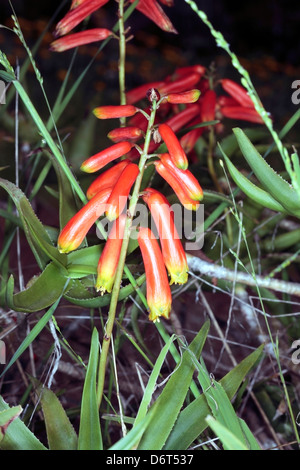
[39,386,78,450]
[0,178,67,271]
[219,145,287,213]
[164,344,264,449]
[78,328,102,450]
[6,263,69,313]
[137,320,210,450]
[0,405,22,443]
[0,397,46,450]
[205,415,249,450]
[233,128,300,215]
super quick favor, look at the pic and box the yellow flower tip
[57,242,77,254]
[80,161,94,173]
[169,270,188,286]
[148,304,171,323]
[96,277,114,295]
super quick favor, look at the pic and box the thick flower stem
[96,100,158,409]
[118,0,127,126]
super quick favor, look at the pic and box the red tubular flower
[86,159,130,199]
[217,95,240,107]
[105,163,139,221]
[107,126,143,143]
[171,65,206,81]
[220,79,254,108]
[165,104,201,133]
[93,105,138,119]
[71,0,87,9]
[159,153,203,201]
[220,106,264,124]
[201,89,217,123]
[96,214,127,294]
[137,227,172,322]
[130,0,177,34]
[54,0,109,37]
[57,187,111,253]
[50,28,112,52]
[159,0,174,6]
[142,188,188,285]
[159,72,202,95]
[164,89,201,104]
[80,141,134,173]
[154,160,200,210]
[158,123,188,170]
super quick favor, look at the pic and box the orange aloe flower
[54,0,109,37]
[159,153,203,201]
[105,162,139,221]
[107,126,143,143]
[158,123,188,170]
[86,159,130,199]
[159,71,202,95]
[80,141,134,173]
[57,187,111,253]
[93,105,138,120]
[138,227,172,322]
[142,188,188,285]
[96,214,127,294]
[50,28,112,52]
[154,160,200,210]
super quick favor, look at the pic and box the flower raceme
[96,214,127,294]
[57,187,112,253]
[142,188,188,285]
[138,227,172,322]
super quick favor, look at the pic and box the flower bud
[201,89,217,123]
[142,188,188,285]
[220,106,264,124]
[105,163,139,221]
[107,126,143,143]
[164,89,201,104]
[50,28,112,52]
[220,79,254,108]
[57,187,111,253]
[86,159,130,199]
[93,105,138,120]
[80,141,134,173]
[96,214,127,294]
[158,123,188,170]
[54,0,109,37]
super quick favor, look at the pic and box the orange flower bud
[54,0,109,37]
[80,141,134,173]
[96,214,127,294]
[130,0,177,34]
[106,163,139,221]
[142,188,188,285]
[220,106,264,124]
[93,105,138,120]
[107,126,143,143]
[164,89,201,104]
[159,153,203,201]
[158,123,188,170]
[201,89,217,123]
[220,79,254,108]
[138,227,172,322]
[57,187,111,253]
[50,28,112,52]
[86,159,130,199]
[154,160,200,210]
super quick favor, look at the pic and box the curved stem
[96,101,158,408]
